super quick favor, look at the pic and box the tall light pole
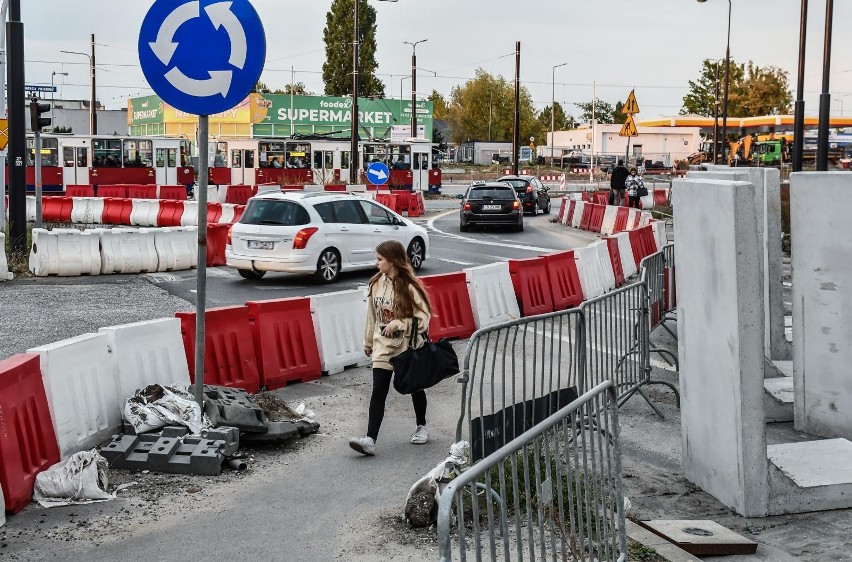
[350,0,397,184]
[698,0,731,165]
[792,0,808,172]
[551,62,567,166]
[404,39,427,139]
[399,68,435,102]
[61,39,97,135]
[816,0,834,171]
[51,70,68,126]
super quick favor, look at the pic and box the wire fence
[438,381,627,562]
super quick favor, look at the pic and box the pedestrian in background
[625,167,644,209]
[349,240,433,456]
[610,160,629,206]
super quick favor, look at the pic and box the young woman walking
[349,240,433,456]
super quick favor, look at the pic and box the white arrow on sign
[149,0,200,66]
[371,168,388,180]
[165,67,232,97]
[205,1,247,70]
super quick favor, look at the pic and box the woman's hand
[382,325,395,337]
[364,346,373,357]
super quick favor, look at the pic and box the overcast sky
[18,0,852,121]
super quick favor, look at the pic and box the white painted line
[435,257,475,266]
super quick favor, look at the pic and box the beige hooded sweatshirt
[364,274,431,371]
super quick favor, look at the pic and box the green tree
[322,0,384,97]
[537,102,575,134]
[273,82,313,95]
[613,101,628,124]
[446,69,538,146]
[574,100,617,124]
[428,90,449,120]
[253,80,272,94]
[681,58,790,117]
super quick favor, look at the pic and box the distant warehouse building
[544,123,700,168]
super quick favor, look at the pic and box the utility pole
[512,41,520,175]
[90,34,97,134]
[7,0,27,255]
[404,39,427,139]
[349,0,359,184]
[792,0,808,172]
[816,0,833,171]
[0,0,9,234]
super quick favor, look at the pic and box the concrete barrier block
[463,262,521,329]
[99,318,191,403]
[310,289,368,375]
[70,197,104,224]
[29,333,122,459]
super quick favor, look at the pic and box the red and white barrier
[464,262,521,328]
[310,289,368,375]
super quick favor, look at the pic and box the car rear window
[468,186,515,199]
[240,199,310,226]
[498,179,528,191]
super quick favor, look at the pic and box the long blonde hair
[369,240,432,318]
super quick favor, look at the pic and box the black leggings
[367,367,427,441]
[628,195,641,208]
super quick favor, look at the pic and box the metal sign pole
[194,114,209,409]
[34,129,42,228]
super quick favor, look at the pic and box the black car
[459,181,524,232]
[496,175,551,215]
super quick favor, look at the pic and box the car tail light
[463,202,471,211]
[512,201,521,210]
[293,227,319,249]
[227,226,233,245]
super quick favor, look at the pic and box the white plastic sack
[33,450,114,507]
[124,384,204,435]
[404,441,470,527]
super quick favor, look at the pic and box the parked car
[226,192,429,283]
[459,181,524,232]
[496,175,552,215]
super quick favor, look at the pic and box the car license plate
[247,240,275,250]
[482,204,501,211]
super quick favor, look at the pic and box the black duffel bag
[391,319,460,395]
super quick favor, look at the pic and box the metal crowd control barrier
[456,309,585,462]
[438,382,627,562]
[640,244,678,344]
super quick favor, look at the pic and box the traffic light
[29,98,51,132]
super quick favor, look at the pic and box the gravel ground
[0,276,192,359]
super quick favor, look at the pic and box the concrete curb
[626,520,702,562]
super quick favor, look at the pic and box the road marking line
[427,210,555,253]
[435,257,475,266]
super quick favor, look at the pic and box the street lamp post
[792,0,808,172]
[404,39,427,139]
[399,69,435,102]
[551,62,567,166]
[350,0,397,184]
[61,39,97,135]
[51,71,68,126]
[698,0,731,165]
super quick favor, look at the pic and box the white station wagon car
[226,192,429,283]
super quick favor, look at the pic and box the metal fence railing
[456,310,585,462]
[437,381,627,562]
[640,244,678,344]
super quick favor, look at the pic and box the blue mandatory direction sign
[138,0,266,116]
[366,162,390,186]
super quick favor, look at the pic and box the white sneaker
[410,425,429,444]
[349,436,376,456]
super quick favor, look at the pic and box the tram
[207,136,442,191]
[9,134,194,193]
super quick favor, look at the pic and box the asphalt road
[142,207,601,308]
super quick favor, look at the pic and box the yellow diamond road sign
[0,119,8,151]
[622,90,640,115]
[619,114,639,137]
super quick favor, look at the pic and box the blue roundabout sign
[366,162,390,186]
[138,0,266,116]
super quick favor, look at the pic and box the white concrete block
[33,229,101,277]
[310,289,368,375]
[70,197,104,224]
[463,262,521,329]
[791,172,852,440]
[768,439,852,515]
[29,333,122,459]
[763,377,794,423]
[672,177,768,517]
[99,318,190,403]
